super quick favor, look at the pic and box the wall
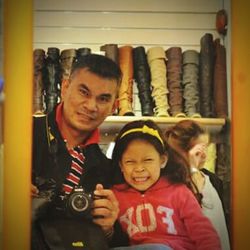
[33,0,223,51]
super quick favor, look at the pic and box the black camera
[32,177,94,220]
[57,186,93,219]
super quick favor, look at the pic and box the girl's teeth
[134,177,147,182]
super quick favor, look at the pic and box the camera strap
[33,114,64,193]
[44,114,85,194]
[45,114,58,156]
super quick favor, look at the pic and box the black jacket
[32,108,113,192]
[31,108,115,250]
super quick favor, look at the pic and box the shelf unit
[100,116,226,136]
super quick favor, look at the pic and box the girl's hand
[188,143,208,169]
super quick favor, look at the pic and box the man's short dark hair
[70,54,122,86]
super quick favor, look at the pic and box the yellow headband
[120,125,164,146]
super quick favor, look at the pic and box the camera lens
[70,194,89,212]
[64,187,93,218]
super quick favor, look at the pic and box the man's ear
[111,99,119,114]
[60,79,70,100]
[160,154,168,169]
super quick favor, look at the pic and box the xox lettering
[119,203,177,237]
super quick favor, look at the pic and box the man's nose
[85,97,98,111]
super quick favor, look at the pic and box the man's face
[61,68,118,135]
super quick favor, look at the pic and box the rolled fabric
[166,47,185,117]
[33,49,46,114]
[118,45,134,116]
[147,47,169,117]
[199,33,215,118]
[44,47,61,113]
[182,50,201,118]
[133,46,154,116]
[100,44,119,65]
[76,47,91,62]
[60,49,77,81]
[214,39,228,118]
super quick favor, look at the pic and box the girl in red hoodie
[110,120,221,250]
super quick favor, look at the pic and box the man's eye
[98,96,110,103]
[144,158,153,162]
[80,88,89,96]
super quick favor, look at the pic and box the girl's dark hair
[111,120,166,184]
[111,119,200,194]
[164,120,207,204]
[70,53,122,85]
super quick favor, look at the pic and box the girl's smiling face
[119,139,167,192]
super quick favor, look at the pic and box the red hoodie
[112,177,221,250]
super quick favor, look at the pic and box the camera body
[57,186,93,219]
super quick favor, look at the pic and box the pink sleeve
[177,187,221,250]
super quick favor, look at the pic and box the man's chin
[77,120,99,131]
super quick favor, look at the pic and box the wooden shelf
[100,116,226,135]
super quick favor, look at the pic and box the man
[31,54,122,249]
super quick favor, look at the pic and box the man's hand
[92,184,119,234]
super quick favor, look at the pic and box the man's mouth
[78,112,96,121]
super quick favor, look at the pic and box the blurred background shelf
[100,116,226,135]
